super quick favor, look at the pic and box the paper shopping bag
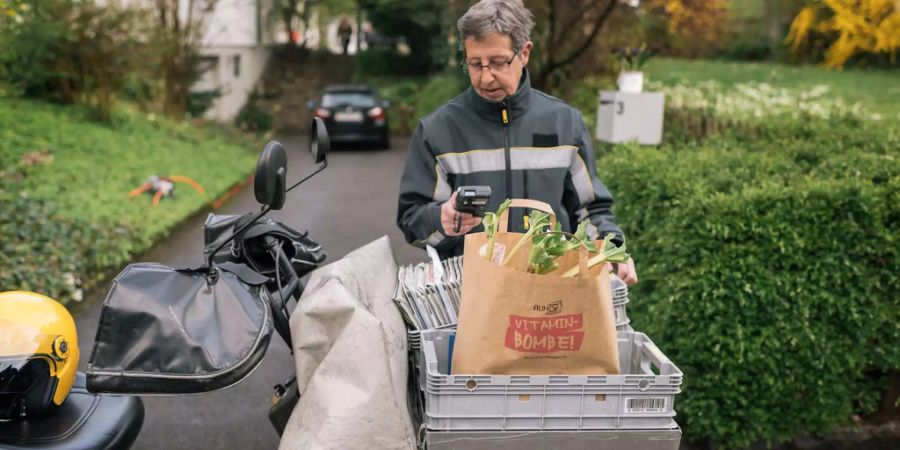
[450,199,620,375]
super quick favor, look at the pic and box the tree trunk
[356,0,362,53]
[447,0,458,67]
[533,0,617,92]
[152,0,217,119]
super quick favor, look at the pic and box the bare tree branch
[552,0,597,49]
[547,0,556,51]
[542,0,617,75]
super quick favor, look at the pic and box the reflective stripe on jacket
[396,70,623,258]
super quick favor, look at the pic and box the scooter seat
[0,372,144,450]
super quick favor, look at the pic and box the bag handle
[574,244,590,277]
[498,199,557,233]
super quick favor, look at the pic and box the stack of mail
[393,256,463,330]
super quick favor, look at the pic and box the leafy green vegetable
[500,209,599,273]
[527,221,598,274]
[571,221,598,253]
[501,209,549,266]
[561,233,630,277]
[482,199,512,261]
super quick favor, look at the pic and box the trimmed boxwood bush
[599,117,899,448]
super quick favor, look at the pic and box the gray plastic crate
[409,329,422,350]
[612,298,630,330]
[419,330,681,431]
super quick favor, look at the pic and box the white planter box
[617,71,644,93]
[595,91,665,145]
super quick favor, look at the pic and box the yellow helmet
[0,291,79,420]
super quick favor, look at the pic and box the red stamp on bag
[504,313,585,353]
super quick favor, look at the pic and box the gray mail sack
[86,262,273,394]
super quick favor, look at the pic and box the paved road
[73,136,425,449]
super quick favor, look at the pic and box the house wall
[108,0,275,120]
[194,0,275,121]
[200,0,262,47]
[193,46,270,121]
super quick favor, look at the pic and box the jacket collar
[464,69,532,124]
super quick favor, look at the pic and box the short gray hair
[457,0,535,53]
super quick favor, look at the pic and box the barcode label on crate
[625,397,667,413]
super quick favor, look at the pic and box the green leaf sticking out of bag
[527,220,598,274]
[482,199,512,261]
[501,209,550,267]
[526,214,559,274]
[561,233,630,277]
[501,209,599,273]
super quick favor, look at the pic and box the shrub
[414,70,467,121]
[599,118,899,448]
[640,0,731,58]
[235,96,274,133]
[721,35,775,62]
[377,78,425,136]
[353,49,423,78]
[786,0,899,69]
[372,70,467,136]
[0,0,145,121]
[0,0,68,98]
[187,89,221,119]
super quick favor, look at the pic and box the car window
[321,92,377,108]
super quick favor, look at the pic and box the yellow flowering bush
[786,0,899,69]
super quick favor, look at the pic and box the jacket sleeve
[396,122,460,252]
[563,112,625,245]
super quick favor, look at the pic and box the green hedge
[599,117,899,448]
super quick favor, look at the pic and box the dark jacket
[396,70,623,258]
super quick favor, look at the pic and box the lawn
[643,57,900,118]
[1,99,260,303]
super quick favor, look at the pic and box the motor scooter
[0,118,332,449]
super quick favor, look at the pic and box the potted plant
[615,44,653,93]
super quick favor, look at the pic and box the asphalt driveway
[73,136,425,449]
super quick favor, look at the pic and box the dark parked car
[310,85,390,148]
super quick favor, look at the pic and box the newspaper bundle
[393,256,463,330]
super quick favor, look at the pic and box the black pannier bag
[85,262,272,394]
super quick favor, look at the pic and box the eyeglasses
[462,51,518,75]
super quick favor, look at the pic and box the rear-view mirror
[254,141,287,210]
[310,117,330,164]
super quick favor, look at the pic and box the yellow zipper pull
[501,108,509,124]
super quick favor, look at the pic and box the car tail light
[367,107,384,119]
[315,108,331,118]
